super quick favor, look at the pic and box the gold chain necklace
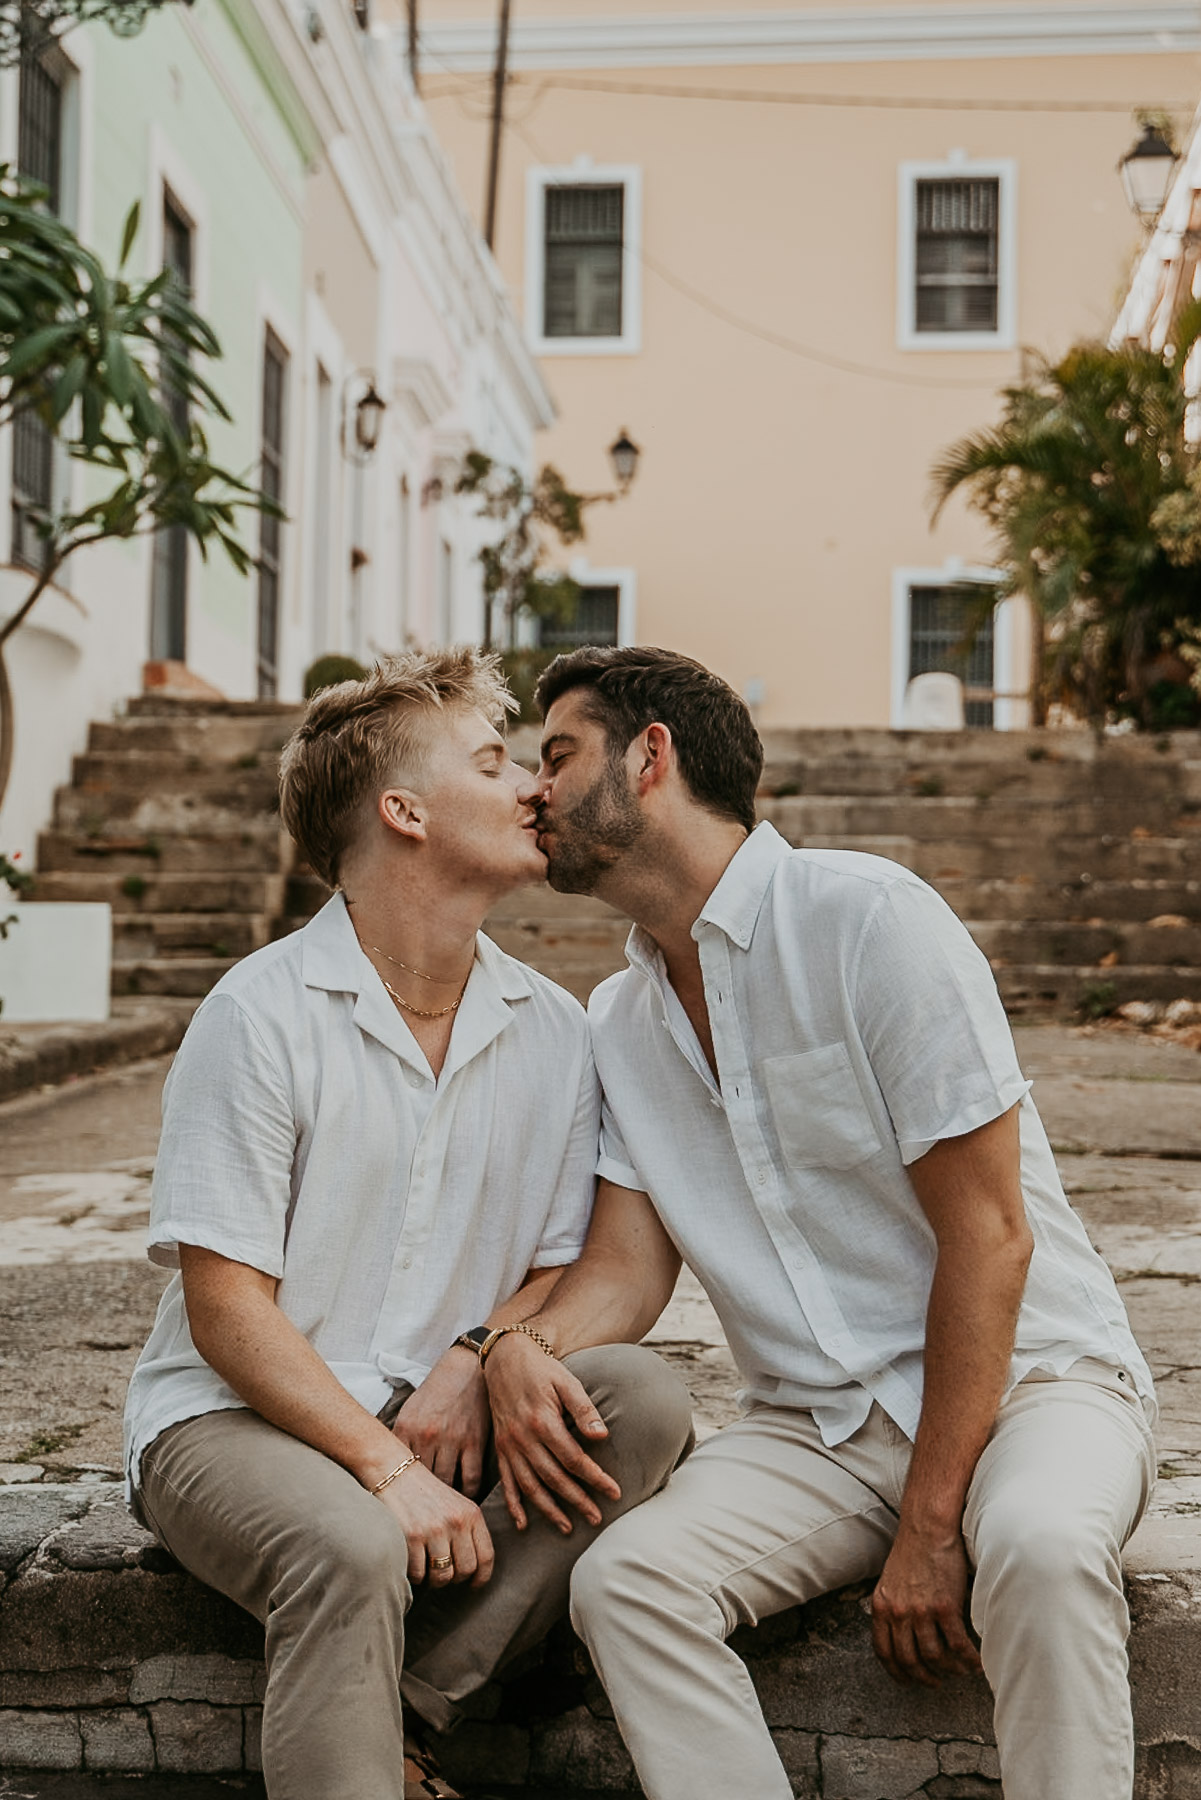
[370,943,460,985]
[381,973,468,1021]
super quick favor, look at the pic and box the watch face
[462,1326,491,1348]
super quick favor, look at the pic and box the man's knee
[295,1497,411,1614]
[564,1342,694,1479]
[972,1493,1121,1609]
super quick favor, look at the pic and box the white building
[0,0,552,864]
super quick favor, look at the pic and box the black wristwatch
[454,1325,493,1360]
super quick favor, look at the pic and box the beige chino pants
[570,1360,1156,1800]
[137,1343,693,1800]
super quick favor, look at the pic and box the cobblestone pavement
[0,1025,1198,1480]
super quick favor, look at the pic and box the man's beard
[541,758,645,894]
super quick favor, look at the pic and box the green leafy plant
[0,0,185,68]
[932,306,1201,728]
[303,653,368,698]
[0,165,277,811]
[454,451,596,651]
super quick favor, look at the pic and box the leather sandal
[403,1726,463,1800]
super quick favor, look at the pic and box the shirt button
[756,1170,767,1186]
[402,1255,413,1269]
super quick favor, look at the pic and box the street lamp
[1120,123,1179,222]
[353,381,387,457]
[608,429,640,495]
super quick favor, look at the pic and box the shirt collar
[622,821,788,976]
[300,891,534,1073]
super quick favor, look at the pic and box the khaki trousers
[570,1360,1156,1800]
[137,1343,693,1800]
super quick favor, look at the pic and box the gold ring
[430,1555,453,1571]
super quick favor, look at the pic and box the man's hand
[376,1459,494,1589]
[392,1348,491,1495]
[870,1522,983,1687]
[484,1332,620,1534]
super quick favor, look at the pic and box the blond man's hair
[279,647,517,887]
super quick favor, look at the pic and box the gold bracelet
[370,1452,421,1495]
[479,1320,557,1367]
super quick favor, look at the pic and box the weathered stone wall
[2,1486,1200,1797]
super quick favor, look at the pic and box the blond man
[123,649,691,1800]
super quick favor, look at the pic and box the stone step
[88,714,300,759]
[53,783,281,836]
[111,957,240,999]
[111,914,274,961]
[72,751,282,791]
[127,694,302,720]
[760,794,1201,842]
[972,919,1201,968]
[931,876,1201,924]
[37,831,289,878]
[996,963,1201,1011]
[31,871,288,914]
[791,832,1201,883]
[759,756,1192,803]
[0,1483,1195,1791]
[505,721,1201,770]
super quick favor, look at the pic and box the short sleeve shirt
[590,823,1153,1445]
[124,893,599,1490]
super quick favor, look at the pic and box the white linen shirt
[592,823,1153,1446]
[124,892,599,1493]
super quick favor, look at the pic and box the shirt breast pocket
[762,1043,883,1171]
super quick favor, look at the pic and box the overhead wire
[502,113,1007,389]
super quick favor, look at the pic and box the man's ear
[631,722,673,794]
[378,787,427,844]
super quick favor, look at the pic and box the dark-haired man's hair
[535,646,763,833]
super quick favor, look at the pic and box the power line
[425,70,1195,117]
[503,116,1006,391]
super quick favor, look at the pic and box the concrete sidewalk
[0,1004,194,1106]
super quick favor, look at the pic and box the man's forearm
[504,1184,681,1359]
[182,1250,403,1491]
[901,1233,1031,1537]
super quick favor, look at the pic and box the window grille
[908,585,996,727]
[256,330,288,699]
[12,43,65,571]
[536,585,620,651]
[543,185,624,340]
[149,194,194,661]
[914,178,1000,334]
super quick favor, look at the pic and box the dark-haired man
[123,648,692,1800]
[481,645,1156,1800]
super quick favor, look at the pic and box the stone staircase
[29,704,1201,1016]
[34,697,304,1001]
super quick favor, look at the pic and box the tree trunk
[1029,604,1047,727]
[0,638,13,818]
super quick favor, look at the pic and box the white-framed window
[533,561,636,650]
[10,36,78,574]
[891,566,1025,729]
[897,159,1016,351]
[525,162,642,356]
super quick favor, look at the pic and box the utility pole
[483,0,511,252]
[406,0,419,93]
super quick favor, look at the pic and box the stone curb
[1,1486,1200,1796]
[0,1002,196,1103]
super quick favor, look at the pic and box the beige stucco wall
[406,8,1195,725]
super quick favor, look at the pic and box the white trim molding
[897,157,1017,353]
[524,160,643,358]
[890,563,1020,728]
[414,7,1201,72]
